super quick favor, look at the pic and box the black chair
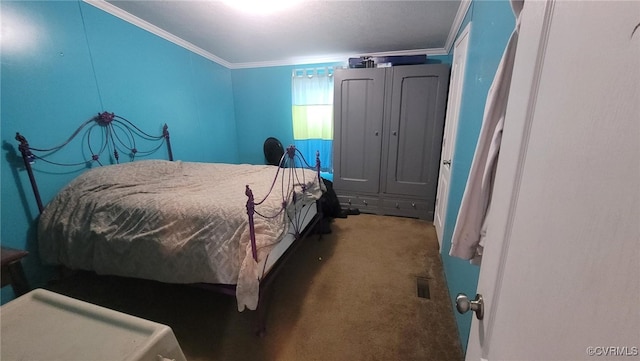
[263,137,285,166]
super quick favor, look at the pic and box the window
[291,67,333,173]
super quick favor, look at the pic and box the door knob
[443,160,452,166]
[456,293,484,320]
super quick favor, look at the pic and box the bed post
[15,133,44,214]
[245,185,258,262]
[315,150,321,182]
[245,184,266,336]
[163,124,174,161]
[315,150,325,228]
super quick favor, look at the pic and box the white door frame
[434,22,471,247]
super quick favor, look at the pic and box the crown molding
[230,48,449,69]
[230,54,350,69]
[445,0,472,53]
[363,47,449,57]
[83,0,233,68]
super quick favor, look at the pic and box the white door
[463,1,640,360]
[434,23,471,246]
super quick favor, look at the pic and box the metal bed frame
[15,111,323,335]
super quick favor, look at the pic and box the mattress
[38,160,323,310]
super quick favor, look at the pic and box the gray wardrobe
[332,64,450,220]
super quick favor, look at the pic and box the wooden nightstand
[1,247,30,296]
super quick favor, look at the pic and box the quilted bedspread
[38,160,323,310]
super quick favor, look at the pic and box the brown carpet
[45,214,463,361]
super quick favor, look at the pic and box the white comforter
[38,160,323,310]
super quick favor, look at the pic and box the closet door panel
[385,65,449,199]
[333,69,385,194]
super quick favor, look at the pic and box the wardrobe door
[385,64,450,198]
[333,68,385,194]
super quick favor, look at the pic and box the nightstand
[1,247,30,296]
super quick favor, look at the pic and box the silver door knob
[456,293,484,320]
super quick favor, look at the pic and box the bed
[15,111,325,334]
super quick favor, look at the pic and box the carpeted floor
[45,214,463,361]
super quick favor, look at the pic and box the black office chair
[263,137,284,166]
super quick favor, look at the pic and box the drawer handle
[363,200,368,206]
[411,202,416,208]
[348,199,352,205]
[395,203,399,209]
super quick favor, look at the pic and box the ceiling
[90,0,469,69]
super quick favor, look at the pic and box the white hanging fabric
[291,67,334,106]
[449,0,524,265]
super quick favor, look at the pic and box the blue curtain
[291,67,333,173]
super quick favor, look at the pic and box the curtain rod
[292,66,334,78]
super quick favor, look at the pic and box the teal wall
[232,65,310,165]
[0,1,237,303]
[439,0,516,352]
[232,63,340,166]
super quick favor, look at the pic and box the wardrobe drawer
[337,194,379,212]
[381,199,432,220]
